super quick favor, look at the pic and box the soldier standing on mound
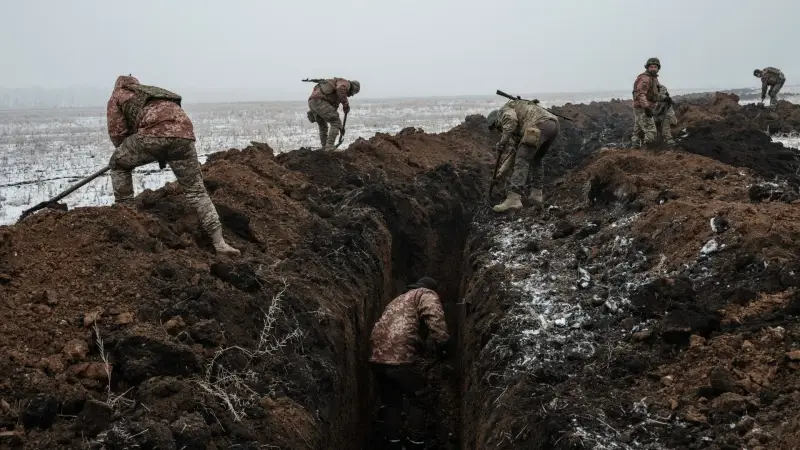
[306,77,360,151]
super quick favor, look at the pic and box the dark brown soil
[460,96,800,449]
[1,93,799,450]
[0,119,493,449]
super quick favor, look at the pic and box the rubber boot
[528,188,543,206]
[324,128,339,151]
[492,192,522,213]
[211,228,241,257]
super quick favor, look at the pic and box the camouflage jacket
[632,72,661,109]
[760,67,785,87]
[308,78,351,110]
[369,288,450,365]
[496,99,558,149]
[106,75,195,148]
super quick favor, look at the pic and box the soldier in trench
[369,276,451,450]
[106,75,240,257]
[305,77,361,151]
[486,98,561,213]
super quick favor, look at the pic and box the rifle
[19,165,110,221]
[495,89,574,122]
[302,78,327,84]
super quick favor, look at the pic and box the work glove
[343,103,350,114]
[158,159,167,170]
[644,107,654,118]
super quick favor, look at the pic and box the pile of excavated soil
[2,92,800,450]
[0,119,494,449]
[460,106,800,448]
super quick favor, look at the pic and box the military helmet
[487,109,499,129]
[349,80,361,95]
[645,57,661,69]
[753,69,762,77]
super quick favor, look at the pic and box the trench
[350,175,477,450]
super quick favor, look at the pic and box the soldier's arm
[761,75,769,98]
[418,291,450,345]
[497,109,518,148]
[336,80,350,110]
[106,94,129,148]
[634,77,651,109]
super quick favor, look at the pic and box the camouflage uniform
[307,78,360,150]
[107,75,239,256]
[653,85,677,145]
[756,67,785,108]
[489,99,560,212]
[369,278,449,449]
[632,59,662,148]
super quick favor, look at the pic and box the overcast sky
[1,0,797,102]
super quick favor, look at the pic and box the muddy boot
[528,188,543,206]
[492,192,522,213]
[211,228,241,257]
[324,128,339,151]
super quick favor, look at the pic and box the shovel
[333,111,348,149]
[18,165,110,221]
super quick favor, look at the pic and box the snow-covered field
[1,87,799,225]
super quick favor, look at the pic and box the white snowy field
[1,87,799,225]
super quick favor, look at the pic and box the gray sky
[1,0,798,102]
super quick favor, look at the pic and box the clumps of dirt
[0,117,493,449]
[672,92,800,185]
[460,142,800,448]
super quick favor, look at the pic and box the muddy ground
[0,93,799,450]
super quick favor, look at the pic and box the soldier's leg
[372,364,404,449]
[631,108,643,148]
[642,115,657,147]
[385,365,430,449]
[492,143,528,212]
[314,102,342,150]
[167,139,240,257]
[309,100,329,147]
[528,119,560,205]
[661,119,674,145]
[770,80,784,107]
[108,135,160,203]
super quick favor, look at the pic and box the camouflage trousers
[497,119,560,196]
[308,98,342,147]
[631,107,657,148]
[655,108,677,144]
[108,136,222,235]
[371,363,430,444]
[768,78,785,104]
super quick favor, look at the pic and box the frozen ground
[1,87,799,225]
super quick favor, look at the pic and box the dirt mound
[0,120,493,449]
[461,147,800,449]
